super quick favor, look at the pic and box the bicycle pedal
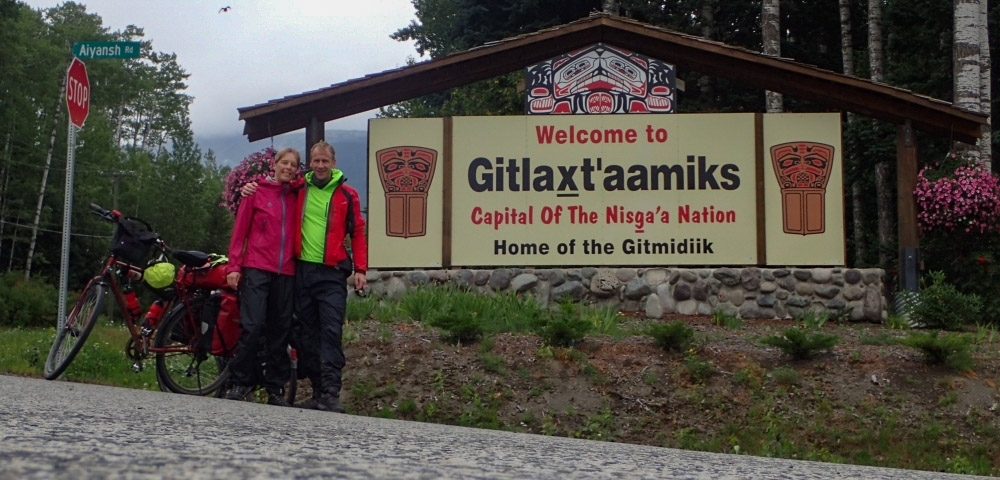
[131,362,143,373]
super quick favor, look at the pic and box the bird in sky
[219,6,231,13]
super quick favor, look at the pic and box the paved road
[0,374,990,479]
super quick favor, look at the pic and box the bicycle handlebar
[89,203,113,220]
[89,202,169,255]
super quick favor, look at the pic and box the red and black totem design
[770,142,835,235]
[376,146,437,238]
[524,43,676,115]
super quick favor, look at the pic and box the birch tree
[840,0,867,265]
[763,0,782,113]
[954,0,985,165]
[977,0,993,170]
[869,0,894,271]
[978,0,991,167]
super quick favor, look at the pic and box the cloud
[24,0,418,138]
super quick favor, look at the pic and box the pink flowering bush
[221,147,276,217]
[916,151,1000,324]
[914,154,1000,234]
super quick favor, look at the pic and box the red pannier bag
[211,290,241,356]
[176,260,228,290]
[178,256,242,358]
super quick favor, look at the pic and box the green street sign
[73,41,141,60]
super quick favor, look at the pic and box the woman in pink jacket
[224,147,301,406]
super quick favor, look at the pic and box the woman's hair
[275,147,301,165]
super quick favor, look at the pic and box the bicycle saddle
[173,250,210,267]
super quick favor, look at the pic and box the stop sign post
[65,58,90,128]
[57,57,90,329]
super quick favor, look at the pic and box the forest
[2,0,998,320]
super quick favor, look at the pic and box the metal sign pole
[56,123,76,329]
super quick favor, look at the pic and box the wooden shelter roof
[238,13,987,143]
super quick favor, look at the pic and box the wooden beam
[305,116,324,162]
[240,15,986,143]
[754,113,766,266]
[896,121,919,251]
[442,117,453,268]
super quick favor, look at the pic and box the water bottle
[141,299,165,337]
[123,287,142,319]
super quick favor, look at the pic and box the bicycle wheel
[153,297,229,395]
[44,278,105,380]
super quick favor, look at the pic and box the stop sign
[65,58,90,128]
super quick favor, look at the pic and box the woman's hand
[226,272,240,290]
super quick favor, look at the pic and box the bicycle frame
[93,251,209,369]
[95,255,146,336]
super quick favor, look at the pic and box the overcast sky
[24,0,420,138]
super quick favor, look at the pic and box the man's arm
[240,181,259,197]
[346,186,368,291]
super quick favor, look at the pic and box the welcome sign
[367,113,844,268]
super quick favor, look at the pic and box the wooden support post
[442,117,453,268]
[306,116,324,161]
[754,113,767,266]
[897,120,919,291]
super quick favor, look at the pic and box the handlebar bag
[111,218,158,265]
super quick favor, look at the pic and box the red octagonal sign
[65,57,90,128]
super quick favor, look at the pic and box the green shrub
[760,328,839,359]
[684,355,714,383]
[483,292,544,333]
[911,271,982,331]
[428,304,483,345]
[885,313,912,330]
[770,366,801,385]
[583,304,625,338]
[398,286,447,323]
[645,320,694,352]
[0,273,60,328]
[796,309,829,329]
[712,309,743,329]
[345,295,378,322]
[898,331,974,372]
[537,300,590,347]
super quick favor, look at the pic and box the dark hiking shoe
[266,390,291,407]
[317,394,345,413]
[225,384,252,401]
[293,395,322,410]
[294,378,323,410]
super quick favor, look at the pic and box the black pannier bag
[110,218,159,265]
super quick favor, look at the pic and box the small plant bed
[323,297,1000,476]
[6,286,1000,476]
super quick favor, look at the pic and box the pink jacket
[226,178,298,276]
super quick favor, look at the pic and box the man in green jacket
[291,141,368,413]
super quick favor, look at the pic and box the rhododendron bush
[221,147,276,217]
[914,152,1000,323]
[914,154,1000,234]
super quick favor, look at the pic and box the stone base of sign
[358,267,886,322]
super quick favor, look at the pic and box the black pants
[292,260,348,396]
[229,267,294,392]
